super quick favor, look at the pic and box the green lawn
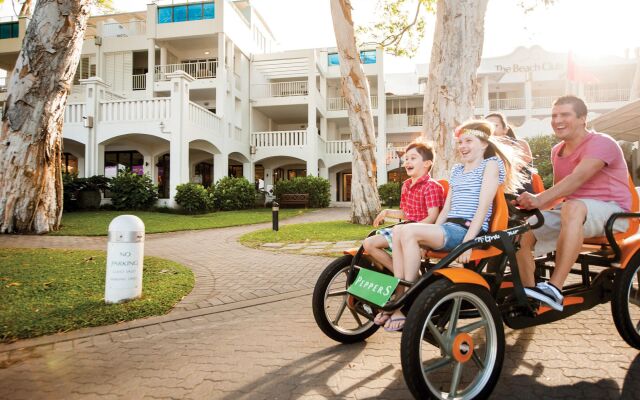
[0,248,194,343]
[239,220,375,248]
[52,208,311,236]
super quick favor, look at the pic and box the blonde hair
[455,120,527,193]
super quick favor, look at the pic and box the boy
[362,141,444,324]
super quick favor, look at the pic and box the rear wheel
[312,255,380,343]
[612,254,640,349]
[401,279,505,400]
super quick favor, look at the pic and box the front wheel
[612,253,640,349]
[312,255,380,343]
[401,279,505,400]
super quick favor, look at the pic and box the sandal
[384,317,406,332]
[373,311,392,326]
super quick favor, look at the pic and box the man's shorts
[529,198,628,257]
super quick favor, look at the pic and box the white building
[0,2,638,205]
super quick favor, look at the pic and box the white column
[482,76,490,116]
[306,53,319,176]
[213,153,228,182]
[376,47,387,185]
[524,75,532,120]
[160,47,167,66]
[167,71,194,202]
[243,161,252,182]
[147,39,156,96]
[95,22,103,78]
[80,77,109,177]
[216,33,227,118]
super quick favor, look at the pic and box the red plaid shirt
[400,174,444,222]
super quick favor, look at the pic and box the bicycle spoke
[458,319,488,334]
[349,307,364,327]
[327,289,347,297]
[332,298,348,325]
[471,351,485,370]
[448,361,463,398]
[422,356,452,374]
[447,297,462,338]
[427,321,447,349]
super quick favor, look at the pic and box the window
[104,151,144,178]
[158,2,215,24]
[328,53,339,66]
[61,153,78,174]
[0,22,18,39]
[73,57,96,85]
[360,50,376,64]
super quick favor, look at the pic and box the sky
[2,0,639,72]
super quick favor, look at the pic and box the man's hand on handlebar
[516,192,543,210]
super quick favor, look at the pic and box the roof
[591,98,640,141]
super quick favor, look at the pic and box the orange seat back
[531,173,545,194]
[438,179,449,198]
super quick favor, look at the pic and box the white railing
[155,60,218,81]
[532,96,555,109]
[386,146,406,160]
[408,114,423,126]
[99,98,171,122]
[189,101,220,132]
[64,103,85,124]
[327,95,378,111]
[132,74,146,91]
[252,81,308,98]
[326,140,352,154]
[489,97,525,110]
[102,20,146,37]
[251,130,307,147]
[585,88,630,103]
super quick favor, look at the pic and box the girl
[382,120,525,332]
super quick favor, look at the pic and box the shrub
[62,174,111,211]
[109,170,158,210]
[378,182,402,206]
[210,177,255,211]
[527,134,559,189]
[174,183,212,214]
[274,176,330,208]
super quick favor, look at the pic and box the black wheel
[312,255,380,343]
[401,279,505,400]
[612,253,640,349]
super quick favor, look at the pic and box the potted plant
[76,175,110,210]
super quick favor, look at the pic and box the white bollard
[105,215,145,304]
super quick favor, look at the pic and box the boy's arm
[372,208,406,227]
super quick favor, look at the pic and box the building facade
[0,1,638,205]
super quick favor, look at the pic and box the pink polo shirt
[551,131,631,211]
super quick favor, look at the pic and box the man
[516,95,631,311]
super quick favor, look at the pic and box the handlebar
[504,193,545,230]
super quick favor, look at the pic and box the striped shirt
[448,156,506,232]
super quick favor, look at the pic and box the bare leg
[548,200,586,289]
[516,230,537,287]
[363,235,392,271]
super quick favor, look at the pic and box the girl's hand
[373,210,387,227]
[457,248,472,264]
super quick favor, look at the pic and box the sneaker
[524,282,564,311]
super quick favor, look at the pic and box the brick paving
[1,207,640,399]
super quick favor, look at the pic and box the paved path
[1,208,640,399]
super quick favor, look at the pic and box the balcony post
[80,77,109,177]
[167,71,194,202]
[307,52,319,176]
[216,33,227,118]
[147,38,156,96]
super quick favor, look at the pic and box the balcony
[408,114,423,127]
[585,88,630,103]
[154,60,218,81]
[387,114,422,132]
[102,20,146,37]
[489,98,526,110]
[251,130,307,148]
[327,96,378,111]
[252,81,308,98]
[325,140,352,154]
[132,74,146,91]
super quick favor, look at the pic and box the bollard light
[105,215,145,304]
[272,201,279,232]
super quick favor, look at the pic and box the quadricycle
[312,178,640,399]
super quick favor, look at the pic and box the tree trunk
[330,0,381,225]
[422,0,489,179]
[0,0,92,234]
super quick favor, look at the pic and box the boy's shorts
[529,198,628,257]
[376,228,393,254]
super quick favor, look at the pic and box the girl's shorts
[435,222,468,251]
